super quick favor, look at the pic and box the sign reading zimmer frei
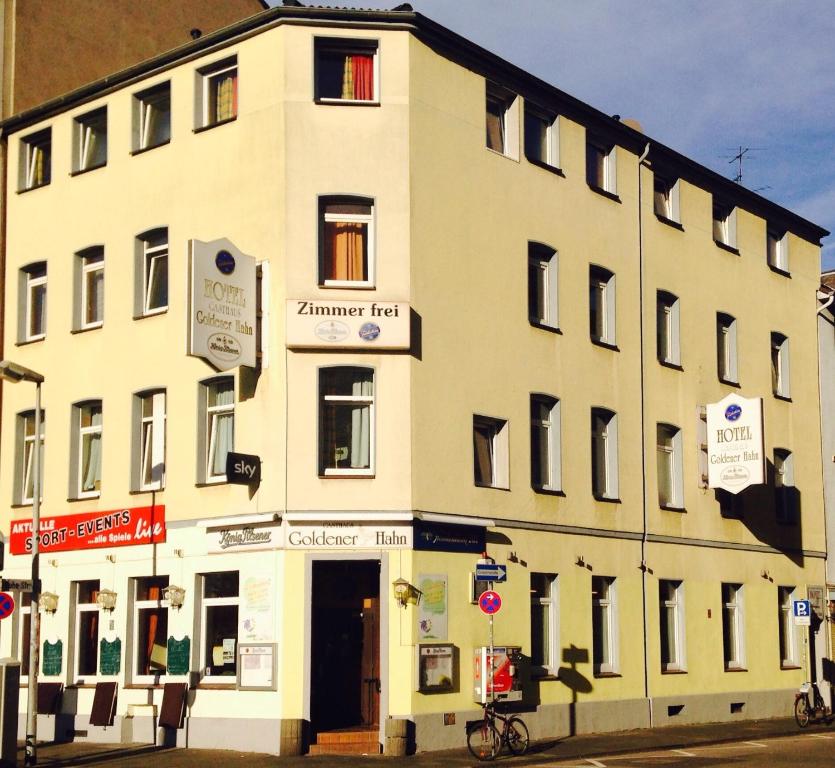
[706,393,764,494]
[286,299,410,350]
[189,238,257,370]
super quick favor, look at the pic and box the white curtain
[212,385,234,475]
[350,376,372,468]
[82,411,102,492]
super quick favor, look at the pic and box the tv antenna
[722,146,765,184]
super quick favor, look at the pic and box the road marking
[808,733,833,739]
[743,741,768,748]
[586,760,607,767]
[671,749,695,756]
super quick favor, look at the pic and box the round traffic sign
[0,592,15,620]
[479,590,502,615]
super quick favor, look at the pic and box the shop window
[659,580,686,672]
[528,242,558,329]
[524,105,559,169]
[73,107,107,173]
[530,573,558,675]
[19,262,46,342]
[319,197,374,287]
[73,246,104,330]
[657,423,683,509]
[530,394,561,492]
[722,582,745,670]
[716,312,738,384]
[73,580,100,680]
[133,390,166,491]
[473,414,509,489]
[19,128,51,190]
[15,409,44,505]
[196,57,237,128]
[589,265,616,346]
[592,576,618,674]
[314,38,378,102]
[198,376,234,483]
[132,576,169,682]
[133,81,171,151]
[771,332,790,398]
[71,400,102,498]
[15,592,32,680]
[200,572,240,681]
[656,291,680,366]
[319,367,374,476]
[778,586,798,667]
[591,408,618,500]
[135,228,168,317]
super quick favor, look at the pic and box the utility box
[0,659,20,767]
[473,646,522,704]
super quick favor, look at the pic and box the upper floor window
[72,401,102,498]
[199,377,234,483]
[767,227,789,273]
[712,200,737,249]
[19,128,51,190]
[320,367,374,476]
[528,243,558,329]
[653,175,680,223]
[524,105,559,169]
[16,410,44,505]
[586,137,617,195]
[591,408,618,500]
[485,82,519,159]
[133,82,171,151]
[656,291,680,366]
[74,246,104,331]
[73,107,107,173]
[589,266,616,346]
[530,394,561,493]
[314,38,378,102]
[133,390,166,492]
[19,262,46,342]
[657,423,683,509]
[716,312,738,384]
[473,414,509,490]
[319,197,374,287]
[135,228,168,316]
[774,448,797,525]
[771,332,790,398]
[197,57,237,128]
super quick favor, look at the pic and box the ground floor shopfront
[0,505,827,755]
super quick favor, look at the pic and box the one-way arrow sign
[475,564,507,582]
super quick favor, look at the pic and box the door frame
[303,552,390,742]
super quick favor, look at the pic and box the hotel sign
[286,300,410,350]
[706,393,764,494]
[189,238,256,370]
[285,522,412,550]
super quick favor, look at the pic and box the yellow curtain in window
[32,148,44,186]
[326,222,365,281]
[216,75,236,122]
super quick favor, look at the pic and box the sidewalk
[24,716,814,767]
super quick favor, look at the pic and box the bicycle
[467,700,530,761]
[795,681,831,727]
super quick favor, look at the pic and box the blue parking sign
[793,599,812,625]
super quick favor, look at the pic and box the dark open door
[360,596,380,727]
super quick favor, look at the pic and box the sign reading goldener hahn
[706,393,764,494]
[286,299,410,350]
[189,238,256,370]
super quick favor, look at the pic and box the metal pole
[25,380,41,766]
[488,605,494,703]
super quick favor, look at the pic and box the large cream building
[0,3,828,756]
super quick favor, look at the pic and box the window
[657,424,684,509]
[136,228,168,316]
[653,175,680,222]
[314,38,378,102]
[132,576,169,682]
[716,312,738,384]
[774,449,797,525]
[72,401,102,498]
[771,332,790,398]
[473,415,509,489]
[74,247,104,330]
[15,592,32,679]
[133,82,171,151]
[656,291,680,366]
[200,572,239,681]
[589,266,616,345]
[19,262,46,342]
[528,243,558,329]
[712,200,737,248]
[319,198,374,286]
[586,138,617,194]
[319,367,374,476]
[524,106,559,168]
[592,576,618,674]
[19,129,51,190]
[197,57,237,127]
[778,586,798,667]
[722,582,745,670]
[73,107,107,172]
[199,377,234,483]
[16,410,44,505]
[659,580,685,672]
[134,390,166,491]
[591,408,618,500]
[485,82,519,159]
[767,227,789,272]
[530,395,561,492]
[530,573,558,675]
[73,580,100,680]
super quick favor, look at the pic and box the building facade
[0,4,828,756]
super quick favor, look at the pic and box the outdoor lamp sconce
[38,592,59,614]
[392,578,420,607]
[96,589,118,611]
[164,584,186,608]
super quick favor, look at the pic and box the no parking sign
[479,590,502,615]
[0,592,15,620]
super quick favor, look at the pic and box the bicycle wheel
[467,721,501,761]
[506,716,530,755]
[795,695,811,728]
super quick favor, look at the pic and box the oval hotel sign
[706,393,764,494]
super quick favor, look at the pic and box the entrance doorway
[311,560,380,735]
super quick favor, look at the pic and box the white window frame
[197,58,238,128]
[767,227,789,273]
[199,571,240,684]
[319,367,375,477]
[524,105,559,169]
[716,313,738,384]
[73,107,107,172]
[21,262,47,342]
[591,408,619,500]
[139,230,168,316]
[319,197,375,288]
[530,572,559,676]
[592,575,619,675]
[722,582,745,670]
[72,580,101,682]
[771,332,790,398]
[75,247,104,330]
[130,576,170,685]
[713,201,737,248]
[18,410,44,505]
[133,81,171,151]
[136,390,166,491]
[774,448,796,525]
[654,175,680,222]
[659,579,686,672]
[314,38,380,104]
[201,377,235,483]
[657,423,684,509]
[778,586,798,668]
[656,291,680,366]
[528,243,558,329]
[20,129,51,190]
[473,414,509,490]
[530,394,561,492]
[485,81,519,160]
[587,138,617,194]
[589,266,616,345]
[71,400,102,499]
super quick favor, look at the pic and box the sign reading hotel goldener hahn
[190,239,256,370]
[286,299,410,350]
[706,393,764,494]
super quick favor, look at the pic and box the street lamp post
[0,360,44,767]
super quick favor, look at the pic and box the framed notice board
[237,643,276,691]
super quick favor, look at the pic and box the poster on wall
[241,575,274,642]
[417,574,447,641]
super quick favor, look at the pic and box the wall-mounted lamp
[392,578,421,607]
[761,569,773,582]
[576,555,586,568]
[38,592,59,614]
[164,585,186,608]
[96,589,118,611]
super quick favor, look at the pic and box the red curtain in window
[351,55,373,100]
[325,222,365,281]
[145,586,161,674]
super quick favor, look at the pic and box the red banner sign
[9,506,166,555]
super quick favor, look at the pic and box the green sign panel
[100,638,121,676]
[167,636,190,676]
[42,640,62,677]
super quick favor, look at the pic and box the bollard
[0,660,20,768]
[384,717,408,756]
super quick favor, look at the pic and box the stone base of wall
[651,687,795,727]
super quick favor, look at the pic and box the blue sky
[269,0,835,270]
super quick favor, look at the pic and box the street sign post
[793,599,812,626]
[475,564,507,583]
[0,592,15,620]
